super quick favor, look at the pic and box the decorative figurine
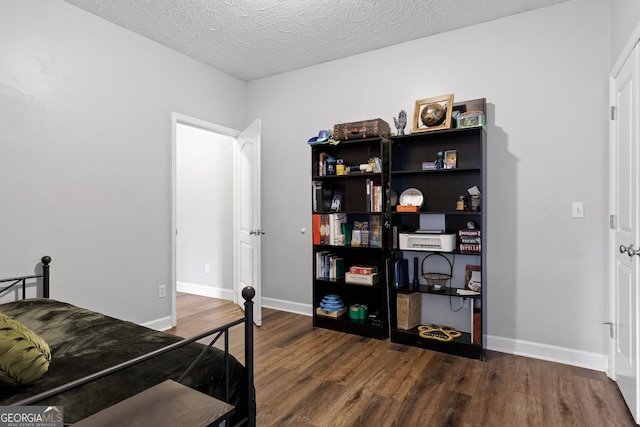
[393,110,407,136]
[435,151,445,169]
[326,156,336,175]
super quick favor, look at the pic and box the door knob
[249,229,266,236]
[620,244,639,257]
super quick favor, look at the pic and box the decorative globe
[421,103,446,127]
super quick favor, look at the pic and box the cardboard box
[396,205,420,212]
[397,292,422,330]
[345,272,379,286]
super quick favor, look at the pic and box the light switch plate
[572,202,584,218]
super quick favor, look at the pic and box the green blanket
[0,299,247,424]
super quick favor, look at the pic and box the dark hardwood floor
[167,293,636,427]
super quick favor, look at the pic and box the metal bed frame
[0,256,256,427]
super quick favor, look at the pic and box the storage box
[456,111,485,128]
[396,205,420,212]
[333,118,390,140]
[397,292,422,330]
[316,307,347,318]
[345,272,379,286]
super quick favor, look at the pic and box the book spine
[460,237,481,244]
[472,308,482,345]
[312,214,321,245]
[459,229,481,237]
[460,243,481,253]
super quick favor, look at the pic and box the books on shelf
[459,229,481,254]
[393,259,409,289]
[460,243,481,254]
[315,251,344,280]
[312,181,333,212]
[365,179,383,212]
[313,214,382,248]
[313,213,348,246]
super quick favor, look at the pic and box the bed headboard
[0,256,51,300]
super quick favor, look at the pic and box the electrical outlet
[158,285,166,298]
[205,264,210,274]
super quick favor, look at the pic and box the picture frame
[330,193,342,211]
[412,94,454,133]
[465,265,482,292]
[444,149,457,169]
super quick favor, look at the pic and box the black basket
[421,253,452,291]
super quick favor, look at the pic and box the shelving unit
[388,100,487,359]
[310,137,389,340]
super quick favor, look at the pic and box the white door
[610,42,640,423]
[235,120,262,326]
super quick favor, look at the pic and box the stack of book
[459,229,481,254]
[392,258,410,289]
[365,179,383,212]
[345,265,379,286]
[312,213,348,246]
[315,251,344,280]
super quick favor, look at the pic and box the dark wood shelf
[391,327,483,360]
[312,172,383,180]
[314,314,386,340]
[391,168,481,175]
[395,287,482,299]
[390,210,481,216]
[314,211,385,216]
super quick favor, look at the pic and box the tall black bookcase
[388,103,486,359]
[310,137,389,340]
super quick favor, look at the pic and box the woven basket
[421,253,452,291]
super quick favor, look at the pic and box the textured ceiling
[63,0,568,81]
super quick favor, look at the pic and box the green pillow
[0,311,51,386]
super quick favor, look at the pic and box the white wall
[0,0,621,369]
[611,0,640,66]
[176,124,234,294]
[0,0,246,323]
[248,0,611,367]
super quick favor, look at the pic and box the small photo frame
[444,149,457,169]
[465,265,482,292]
[412,94,454,133]
[330,193,342,211]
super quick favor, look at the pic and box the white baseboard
[142,316,172,331]
[149,290,609,372]
[262,296,313,317]
[177,281,235,301]
[487,335,608,372]
[142,282,233,331]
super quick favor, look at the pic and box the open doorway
[175,123,235,300]
[170,113,263,327]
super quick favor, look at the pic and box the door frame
[170,113,241,326]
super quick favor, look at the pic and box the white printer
[398,232,456,252]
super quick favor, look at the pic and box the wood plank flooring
[167,293,636,427]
